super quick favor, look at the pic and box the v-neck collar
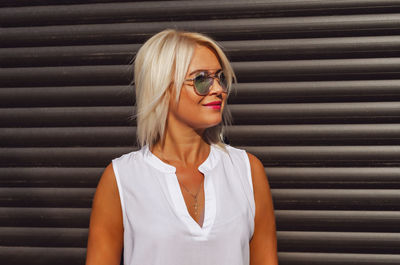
[142,144,220,240]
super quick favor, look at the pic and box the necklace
[179,180,204,217]
[152,145,205,216]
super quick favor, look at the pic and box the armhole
[242,150,256,237]
[112,159,126,230]
[243,151,254,193]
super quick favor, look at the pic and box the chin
[189,117,221,130]
[200,118,223,129]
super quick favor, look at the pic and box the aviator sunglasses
[185,70,229,96]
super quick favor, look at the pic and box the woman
[86,29,278,265]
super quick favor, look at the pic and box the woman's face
[169,44,228,131]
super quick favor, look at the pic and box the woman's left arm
[247,152,279,265]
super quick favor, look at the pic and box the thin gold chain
[179,180,203,199]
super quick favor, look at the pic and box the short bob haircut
[134,29,236,149]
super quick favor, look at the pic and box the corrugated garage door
[2,1,400,264]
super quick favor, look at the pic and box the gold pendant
[194,199,198,216]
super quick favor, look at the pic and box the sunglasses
[185,70,229,96]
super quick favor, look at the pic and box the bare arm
[248,153,279,265]
[86,163,123,265]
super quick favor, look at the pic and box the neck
[151,114,211,167]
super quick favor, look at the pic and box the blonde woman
[86,29,278,265]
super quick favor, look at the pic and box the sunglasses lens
[191,71,229,95]
[218,72,228,92]
[194,75,213,95]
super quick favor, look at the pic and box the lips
[203,101,222,106]
[203,101,222,110]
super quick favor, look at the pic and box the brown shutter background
[2,1,400,264]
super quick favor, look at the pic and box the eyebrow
[189,68,222,76]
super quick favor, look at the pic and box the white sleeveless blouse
[112,144,255,265]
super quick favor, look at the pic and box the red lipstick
[203,101,222,110]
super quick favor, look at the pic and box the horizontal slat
[0,147,131,167]
[2,186,400,209]
[2,1,400,27]
[235,58,400,82]
[231,80,400,104]
[0,188,95,207]
[0,247,85,265]
[0,207,90,227]
[3,204,398,231]
[3,124,400,147]
[0,86,134,107]
[267,167,400,189]
[3,14,400,47]
[1,165,399,188]
[0,65,132,87]
[273,189,400,210]
[0,0,144,8]
[3,36,400,67]
[2,146,400,167]
[3,58,400,87]
[5,79,400,107]
[0,227,87,247]
[0,167,102,187]
[0,106,132,127]
[2,166,400,189]
[2,102,400,127]
[231,102,400,125]
[223,36,400,61]
[1,249,400,265]
[0,44,139,67]
[278,231,400,254]
[278,252,400,265]
[0,127,136,147]
[3,227,400,253]
[1,0,399,10]
[245,145,400,166]
[276,210,400,232]
[227,124,400,146]
[0,1,312,27]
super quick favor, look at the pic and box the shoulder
[111,148,145,174]
[220,145,266,182]
[246,152,265,176]
[112,148,142,164]
[245,151,269,192]
[220,144,247,158]
[218,144,263,170]
[96,163,119,198]
[246,152,265,174]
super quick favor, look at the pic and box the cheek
[174,90,199,114]
[172,91,226,128]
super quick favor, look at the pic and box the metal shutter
[2,1,400,264]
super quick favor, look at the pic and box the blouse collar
[142,144,220,174]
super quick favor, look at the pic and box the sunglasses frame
[184,70,229,96]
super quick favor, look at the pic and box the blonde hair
[134,29,236,149]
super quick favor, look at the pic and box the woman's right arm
[86,163,124,265]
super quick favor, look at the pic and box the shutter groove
[1,0,400,264]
